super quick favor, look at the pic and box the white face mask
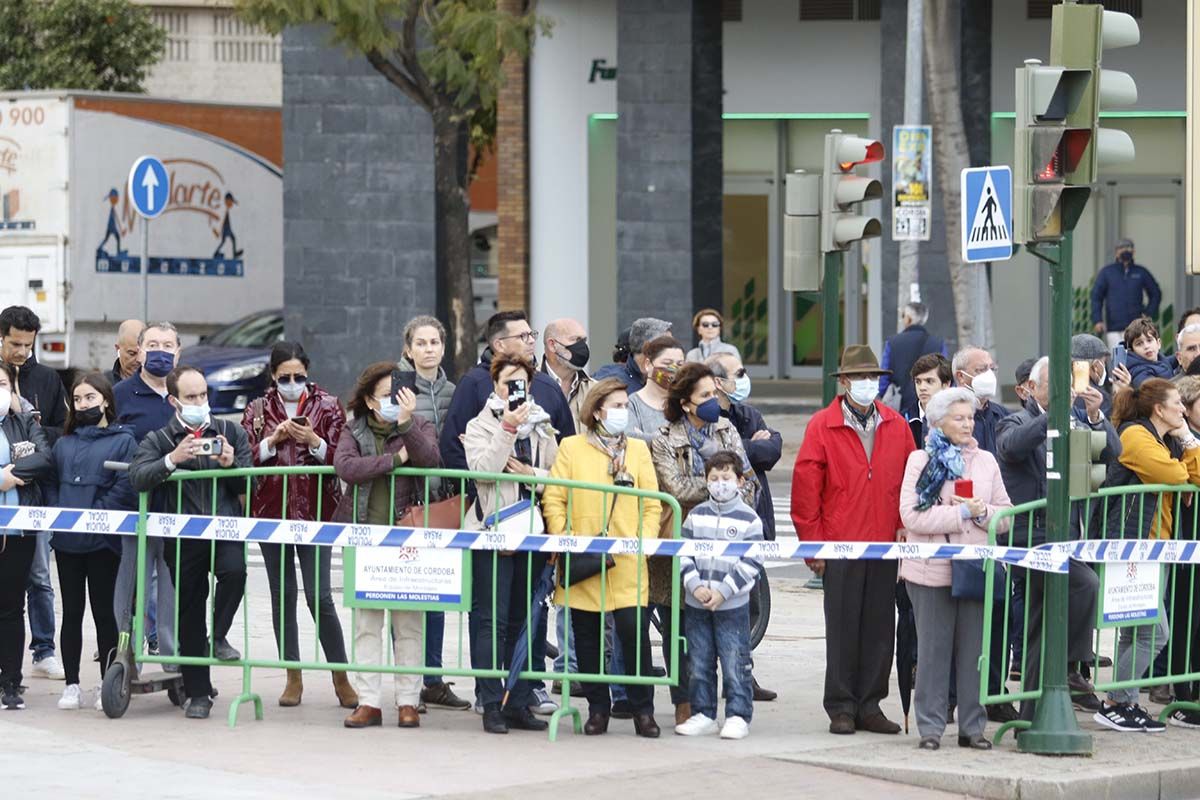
[601,407,629,436]
[277,381,305,402]
[707,477,740,504]
[969,369,998,401]
[848,378,880,407]
[0,387,10,419]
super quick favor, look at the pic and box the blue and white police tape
[0,504,1072,571]
[1048,538,1200,566]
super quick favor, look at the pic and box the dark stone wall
[282,25,436,395]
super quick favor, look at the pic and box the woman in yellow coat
[543,378,663,738]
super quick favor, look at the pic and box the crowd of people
[0,297,1198,749]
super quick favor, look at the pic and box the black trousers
[0,535,36,688]
[654,601,689,705]
[1171,565,1200,700]
[259,543,347,663]
[56,548,120,685]
[164,539,246,699]
[574,607,655,715]
[469,551,548,710]
[1018,561,1099,721]
[822,560,898,721]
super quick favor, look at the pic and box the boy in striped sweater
[676,450,764,740]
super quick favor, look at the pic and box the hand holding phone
[1112,344,1127,371]
[391,370,418,399]
[506,379,528,412]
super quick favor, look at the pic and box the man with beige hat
[790,345,915,736]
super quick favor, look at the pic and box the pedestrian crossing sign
[960,166,1013,264]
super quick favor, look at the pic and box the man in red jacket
[791,345,915,736]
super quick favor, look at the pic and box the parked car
[179,308,283,415]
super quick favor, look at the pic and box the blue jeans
[607,620,628,703]
[146,566,159,643]
[554,605,578,673]
[26,532,55,660]
[424,611,445,686]
[685,604,753,722]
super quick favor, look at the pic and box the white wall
[529,0,617,340]
[991,1,1186,112]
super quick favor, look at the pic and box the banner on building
[892,125,932,242]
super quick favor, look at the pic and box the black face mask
[564,339,590,369]
[75,406,104,428]
[1119,251,1133,263]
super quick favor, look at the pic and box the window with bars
[1027,0,1141,19]
[799,0,880,21]
[152,10,190,62]
[211,11,280,64]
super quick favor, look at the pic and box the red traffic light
[834,137,885,172]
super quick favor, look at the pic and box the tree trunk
[433,109,477,379]
[923,0,993,352]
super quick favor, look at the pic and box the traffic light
[1068,427,1108,498]
[783,171,821,291]
[1012,60,1092,244]
[1051,3,1139,184]
[821,130,884,253]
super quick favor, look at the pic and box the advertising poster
[892,125,932,242]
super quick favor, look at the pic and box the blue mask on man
[144,350,175,378]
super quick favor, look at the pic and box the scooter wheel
[167,684,183,707]
[101,662,130,719]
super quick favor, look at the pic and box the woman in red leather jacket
[240,341,357,710]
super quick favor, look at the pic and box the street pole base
[1016,687,1093,756]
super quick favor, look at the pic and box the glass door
[722,175,779,377]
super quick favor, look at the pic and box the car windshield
[207,313,284,348]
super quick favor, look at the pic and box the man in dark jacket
[1,306,68,443]
[439,310,575,472]
[1091,238,1161,347]
[878,303,948,419]
[995,356,1115,722]
[709,352,781,703]
[114,322,180,442]
[1,305,68,679]
[107,319,146,387]
[128,366,251,719]
[593,317,673,393]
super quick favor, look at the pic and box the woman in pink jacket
[899,387,1012,751]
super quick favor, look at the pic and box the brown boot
[279,669,303,707]
[343,705,382,728]
[397,705,421,728]
[674,702,692,726]
[332,671,358,709]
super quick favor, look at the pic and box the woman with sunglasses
[241,341,357,710]
[685,309,740,364]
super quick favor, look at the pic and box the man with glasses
[952,346,1010,456]
[440,310,574,472]
[129,366,251,718]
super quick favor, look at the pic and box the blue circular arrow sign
[127,156,169,220]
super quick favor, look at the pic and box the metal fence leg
[228,662,263,727]
[547,687,582,740]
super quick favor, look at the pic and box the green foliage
[0,0,166,93]
[238,0,550,156]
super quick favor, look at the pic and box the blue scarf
[913,428,965,511]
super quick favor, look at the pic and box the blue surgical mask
[694,397,722,424]
[730,374,752,403]
[179,402,210,428]
[377,398,400,423]
[600,407,629,436]
[144,350,175,378]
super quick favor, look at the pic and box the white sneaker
[57,684,82,710]
[675,713,720,736]
[531,687,558,715]
[33,655,66,680]
[720,716,750,740]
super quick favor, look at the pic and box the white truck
[0,91,283,371]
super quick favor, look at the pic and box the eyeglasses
[699,322,721,329]
[276,375,308,385]
[499,331,539,344]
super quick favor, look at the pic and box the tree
[923,0,993,351]
[0,0,165,92]
[239,0,548,377]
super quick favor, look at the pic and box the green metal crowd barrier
[982,484,1200,743]
[125,464,682,738]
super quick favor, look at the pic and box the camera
[613,471,634,488]
[195,438,223,456]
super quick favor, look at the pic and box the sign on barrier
[1098,561,1163,627]
[343,546,471,611]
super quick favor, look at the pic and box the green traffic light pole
[821,250,842,406]
[1018,231,1093,756]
